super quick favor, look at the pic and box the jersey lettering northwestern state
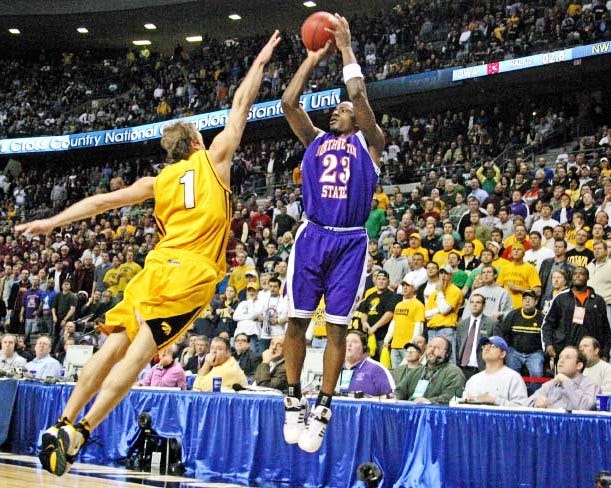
[301,131,379,228]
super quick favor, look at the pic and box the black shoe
[39,418,70,475]
[54,421,90,476]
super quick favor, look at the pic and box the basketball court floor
[0,452,242,488]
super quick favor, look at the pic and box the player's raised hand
[330,13,351,50]
[254,30,282,65]
[306,40,334,62]
[15,218,55,237]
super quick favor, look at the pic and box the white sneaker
[283,396,309,444]
[298,405,332,453]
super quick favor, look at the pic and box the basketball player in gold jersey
[15,31,281,477]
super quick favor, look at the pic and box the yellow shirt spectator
[103,261,121,298]
[402,245,430,264]
[117,259,143,294]
[193,357,247,392]
[387,297,425,348]
[228,265,257,295]
[497,261,541,308]
[433,248,462,267]
[374,186,390,211]
[425,281,463,329]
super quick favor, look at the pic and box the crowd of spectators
[0,113,608,404]
[0,87,600,232]
[0,0,608,137]
[0,0,609,405]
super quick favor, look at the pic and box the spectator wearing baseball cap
[383,276,425,368]
[424,264,464,364]
[401,232,430,264]
[487,237,512,274]
[462,336,528,406]
[496,289,545,392]
[357,268,401,360]
[391,342,423,385]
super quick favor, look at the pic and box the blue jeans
[25,318,38,337]
[427,328,456,364]
[506,347,544,377]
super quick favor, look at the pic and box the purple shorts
[286,220,368,325]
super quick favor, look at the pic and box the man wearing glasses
[462,336,527,406]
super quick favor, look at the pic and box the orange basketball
[301,11,335,51]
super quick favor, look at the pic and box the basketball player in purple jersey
[281,14,385,453]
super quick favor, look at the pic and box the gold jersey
[153,150,231,277]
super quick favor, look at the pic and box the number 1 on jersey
[179,170,195,209]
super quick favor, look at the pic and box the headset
[439,336,452,363]
[348,330,369,354]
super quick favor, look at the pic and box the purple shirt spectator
[509,200,529,219]
[22,287,44,319]
[341,357,395,397]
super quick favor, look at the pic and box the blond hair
[160,122,201,163]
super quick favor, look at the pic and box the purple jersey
[302,131,379,228]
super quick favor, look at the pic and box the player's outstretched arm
[281,43,332,147]
[15,176,155,236]
[210,30,281,181]
[332,14,385,159]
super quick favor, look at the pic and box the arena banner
[367,68,456,99]
[0,88,342,155]
[452,40,611,82]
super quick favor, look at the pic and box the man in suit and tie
[456,293,496,380]
[184,336,209,374]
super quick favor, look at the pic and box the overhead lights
[228,14,241,20]
[77,27,89,34]
[132,40,151,46]
[144,23,156,30]
[8,28,20,35]
[303,1,317,7]
[185,36,203,43]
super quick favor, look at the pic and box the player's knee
[325,323,347,343]
[286,318,309,336]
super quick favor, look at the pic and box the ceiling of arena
[0,0,397,54]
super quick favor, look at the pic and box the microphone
[232,383,246,391]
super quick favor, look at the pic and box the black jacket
[233,349,261,376]
[539,257,574,299]
[542,287,610,354]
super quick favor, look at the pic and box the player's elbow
[281,96,299,111]
[348,85,368,102]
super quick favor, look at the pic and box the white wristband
[342,63,364,83]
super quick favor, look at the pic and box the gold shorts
[102,248,220,350]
